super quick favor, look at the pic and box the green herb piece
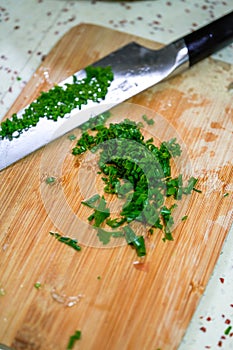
[68,134,76,141]
[106,217,126,228]
[67,330,81,350]
[166,174,183,199]
[34,282,42,289]
[123,226,146,257]
[96,227,112,245]
[111,231,125,238]
[16,76,22,81]
[81,194,101,208]
[72,119,144,156]
[160,204,177,241]
[87,196,110,227]
[96,227,122,245]
[0,66,113,140]
[181,215,188,221]
[224,325,232,335]
[223,192,229,197]
[183,177,198,194]
[50,232,81,251]
[80,111,111,132]
[142,114,154,125]
[97,275,101,280]
[45,176,56,184]
[193,187,202,193]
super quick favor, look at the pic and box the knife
[0,11,232,171]
[0,345,13,350]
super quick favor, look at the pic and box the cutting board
[0,24,232,350]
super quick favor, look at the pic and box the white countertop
[0,1,233,349]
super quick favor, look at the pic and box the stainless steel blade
[0,345,14,350]
[0,39,188,171]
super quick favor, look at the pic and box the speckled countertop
[0,1,233,349]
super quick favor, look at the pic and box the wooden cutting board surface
[0,24,232,350]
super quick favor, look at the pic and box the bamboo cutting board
[0,24,232,350]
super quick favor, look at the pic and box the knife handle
[183,11,233,66]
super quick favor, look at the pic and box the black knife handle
[183,11,233,66]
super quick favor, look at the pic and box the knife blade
[0,344,13,350]
[0,11,232,171]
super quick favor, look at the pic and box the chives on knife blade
[0,66,113,140]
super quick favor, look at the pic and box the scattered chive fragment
[67,330,82,350]
[34,282,42,289]
[68,134,76,141]
[123,225,146,257]
[80,111,111,132]
[224,325,232,335]
[193,187,202,193]
[0,66,113,140]
[85,196,110,227]
[142,114,154,125]
[223,192,229,197]
[182,215,188,221]
[96,227,123,245]
[72,118,199,255]
[45,176,56,184]
[50,232,81,251]
[81,193,101,208]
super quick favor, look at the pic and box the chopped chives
[67,330,82,349]
[224,325,232,335]
[50,232,81,251]
[45,176,56,184]
[72,118,200,255]
[0,66,113,140]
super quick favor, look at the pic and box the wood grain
[0,24,232,350]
